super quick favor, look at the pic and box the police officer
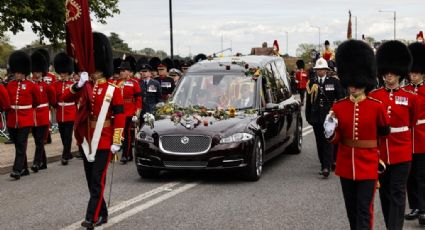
[7,51,41,180]
[139,64,162,116]
[404,42,425,223]
[156,62,175,101]
[53,52,77,165]
[369,40,417,230]
[169,68,182,86]
[325,40,390,230]
[62,32,125,228]
[295,60,308,106]
[306,57,343,178]
[30,50,56,172]
[117,60,141,164]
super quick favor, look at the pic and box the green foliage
[0,0,120,46]
[296,43,316,63]
[109,32,132,52]
[0,36,14,67]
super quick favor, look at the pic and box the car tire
[286,116,302,154]
[243,137,263,181]
[137,165,160,179]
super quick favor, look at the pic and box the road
[0,124,419,229]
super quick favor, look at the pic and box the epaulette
[108,82,119,88]
[367,96,382,103]
[334,96,348,104]
[401,88,416,95]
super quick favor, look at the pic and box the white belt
[417,119,425,125]
[390,126,409,133]
[36,103,49,108]
[58,102,75,106]
[11,105,32,110]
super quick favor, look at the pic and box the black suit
[305,76,343,171]
[139,79,162,115]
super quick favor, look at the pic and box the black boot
[405,209,421,220]
[30,165,39,173]
[61,158,68,165]
[10,171,21,180]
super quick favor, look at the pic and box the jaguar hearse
[135,55,302,181]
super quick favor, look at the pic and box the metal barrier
[0,112,9,139]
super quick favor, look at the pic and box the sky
[7,0,425,57]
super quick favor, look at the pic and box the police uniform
[369,40,416,230]
[53,52,77,165]
[305,58,343,175]
[30,51,56,172]
[7,51,41,179]
[295,60,308,106]
[404,42,425,222]
[139,64,162,115]
[156,63,175,101]
[63,32,125,228]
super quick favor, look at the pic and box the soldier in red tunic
[30,50,56,172]
[325,40,390,230]
[53,52,77,165]
[0,82,10,111]
[62,32,125,228]
[295,59,308,106]
[7,51,41,180]
[368,40,417,230]
[404,42,425,223]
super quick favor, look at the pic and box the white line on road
[60,182,181,230]
[303,125,313,132]
[303,129,314,137]
[98,183,199,229]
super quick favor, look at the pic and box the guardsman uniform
[295,60,308,106]
[369,40,416,230]
[54,53,77,165]
[0,83,10,111]
[62,32,125,228]
[30,51,56,172]
[322,40,335,61]
[139,64,162,115]
[404,42,425,222]
[306,57,343,177]
[156,63,175,101]
[7,51,41,180]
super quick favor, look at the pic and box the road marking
[98,183,199,229]
[303,125,313,131]
[303,129,314,136]
[60,182,181,230]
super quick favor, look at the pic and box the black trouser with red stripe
[82,149,112,222]
[122,117,134,159]
[379,162,411,230]
[58,122,74,160]
[9,127,30,172]
[407,154,425,210]
[340,178,377,230]
[32,125,48,167]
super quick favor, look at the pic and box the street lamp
[169,0,174,60]
[378,10,396,40]
[285,31,289,55]
[312,26,321,51]
[353,15,358,39]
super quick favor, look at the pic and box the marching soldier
[325,40,390,230]
[0,81,10,111]
[30,51,56,172]
[117,60,142,164]
[62,32,125,228]
[139,64,162,116]
[305,57,343,178]
[404,42,425,223]
[369,40,417,230]
[53,52,77,165]
[156,63,175,101]
[7,51,41,180]
[322,40,335,61]
[295,59,308,106]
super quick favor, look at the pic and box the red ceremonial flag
[65,0,94,145]
[347,10,352,39]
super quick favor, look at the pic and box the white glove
[324,113,338,139]
[110,144,121,154]
[132,115,138,123]
[77,72,89,88]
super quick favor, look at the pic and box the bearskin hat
[193,53,207,63]
[149,57,161,71]
[136,56,149,72]
[92,32,113,78]
[162,57,174,71]
[324,40,330,46]
[53,52,74,74]
[113,58,122,74]
[408,42,425,74]
[296,59,305,69]
[173,59,182,71]
[118,61,132,71]
[35,48,51,65]
[31,51,48,73]
[376,40,412,81]
[124,55,136,73]
[336,40,377,93]
[9,51,31,76]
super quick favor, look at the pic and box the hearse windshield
[172,74,256,109]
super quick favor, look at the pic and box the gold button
[356,108,359,112]
[355,137,359,140]
[355,122,358,126]
[355,113,359,116]
[355,127,358,131]
[355,118,359,121]
[355,132,358,136]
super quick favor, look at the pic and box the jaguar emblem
[181,136,189,144]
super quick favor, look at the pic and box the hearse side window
[274,60,292,99]
[265,63,281,103]
[262,68,277,104]
[268,62,286,102]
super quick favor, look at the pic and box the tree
[296,43,316,63]
[0,0,120,46]
[109,32,132,52]
[138,48,156,57]
[0,36,15,67]
[155,50,168,59]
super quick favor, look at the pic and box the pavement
[0,132,78,174]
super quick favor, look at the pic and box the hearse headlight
[220,133,253,144]
[136,131,154,143]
